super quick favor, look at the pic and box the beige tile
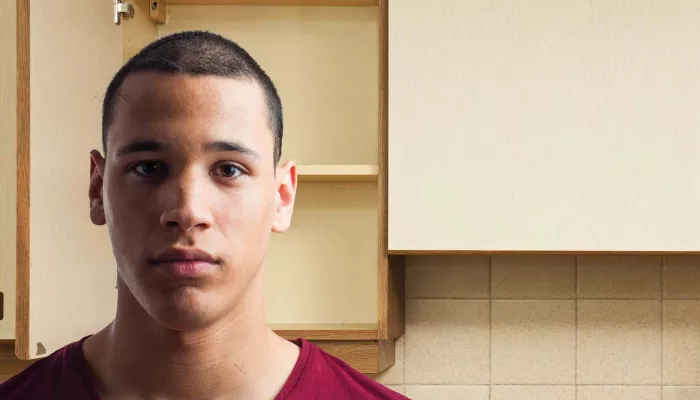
[577,300,661,384]
[404,385,489,400]
[405,255,490,299]
[664,256,700,299]
[663,301,700,385]
[491,300,575,384]
[492,255,575,299]
[384,385,405,395]
[368,335,404,385]
[577,255,661,299]
[577,386,661,400]
[664,386,700,400]
[490,385,575,400]
[404,299,489,384]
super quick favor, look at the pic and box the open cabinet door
[15,0,124,359]
[0,0,18,340]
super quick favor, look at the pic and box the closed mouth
[150,247,219,265]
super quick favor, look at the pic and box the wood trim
[375,0,388,339]
[271,324,379,341]
[162,0,378,5]
[15,0,30,361]
[390,249,700,256]
[376,338,394,372]
[296,164,378,182]
[314,339,394,374]
[376,0,404,341]
[385,255,404,338]
[150,0,168,24]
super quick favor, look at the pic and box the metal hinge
[114,0,132,25]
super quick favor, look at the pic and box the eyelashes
[128,161,246,181]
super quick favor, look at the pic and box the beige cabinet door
[0,0,18,340]
[388,0,700,253]
[14,0,123,359]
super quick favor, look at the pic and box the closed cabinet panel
[388,0,700,253]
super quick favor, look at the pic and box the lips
[151,247,219,278]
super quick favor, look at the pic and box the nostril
[165,221,178,228]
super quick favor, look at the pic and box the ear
[271,160,297,233]
[89,149,107,226]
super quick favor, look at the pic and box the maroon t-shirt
[0,337,408,399]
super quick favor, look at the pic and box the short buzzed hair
[102,30,284,164]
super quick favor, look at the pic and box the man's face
[88,72,296,331]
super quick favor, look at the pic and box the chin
[150,286,223,331]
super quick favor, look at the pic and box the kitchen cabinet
[387,0,700,254]
[0,0,403,374]
[0,0,18,341]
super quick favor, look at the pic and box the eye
[213,163,243,178]
[132,161,165,177]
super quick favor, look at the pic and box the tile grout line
[490,384,663,387]
[413,384,675,387]
[403,259,406,394]
[402,259,407,393]
[660,256,665,400]
[402,306,406,394]
[408,296,663,301]
[575,256,579,398]
[489,255,493,399]
[399,383,680,387]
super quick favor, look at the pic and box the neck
[84,272,299,400]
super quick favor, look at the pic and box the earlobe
[271,160,297,233]
[89,150,107,226]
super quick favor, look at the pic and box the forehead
[107,72,272,155]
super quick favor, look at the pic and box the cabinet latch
[114,0,132,25]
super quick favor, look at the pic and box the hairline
[102,69,277,160]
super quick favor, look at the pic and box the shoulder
[0,337,98,400]
[280,339,408,400]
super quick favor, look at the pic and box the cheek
[216,183,276,252]
[102,176,154,259]
[104,173,158,220]
[219,187,273,232]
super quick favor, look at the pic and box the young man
[0,31,407,400]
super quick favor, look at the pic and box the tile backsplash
[372,255,700,400]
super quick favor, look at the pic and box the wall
[3,253,700,400]
[372,254,700,399]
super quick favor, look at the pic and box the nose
[159,169,214,232]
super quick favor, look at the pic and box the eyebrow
[206,140,261,160]
[114,139,262,160]
[116,140,167,157]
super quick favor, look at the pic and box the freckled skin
[89,72,297,332]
